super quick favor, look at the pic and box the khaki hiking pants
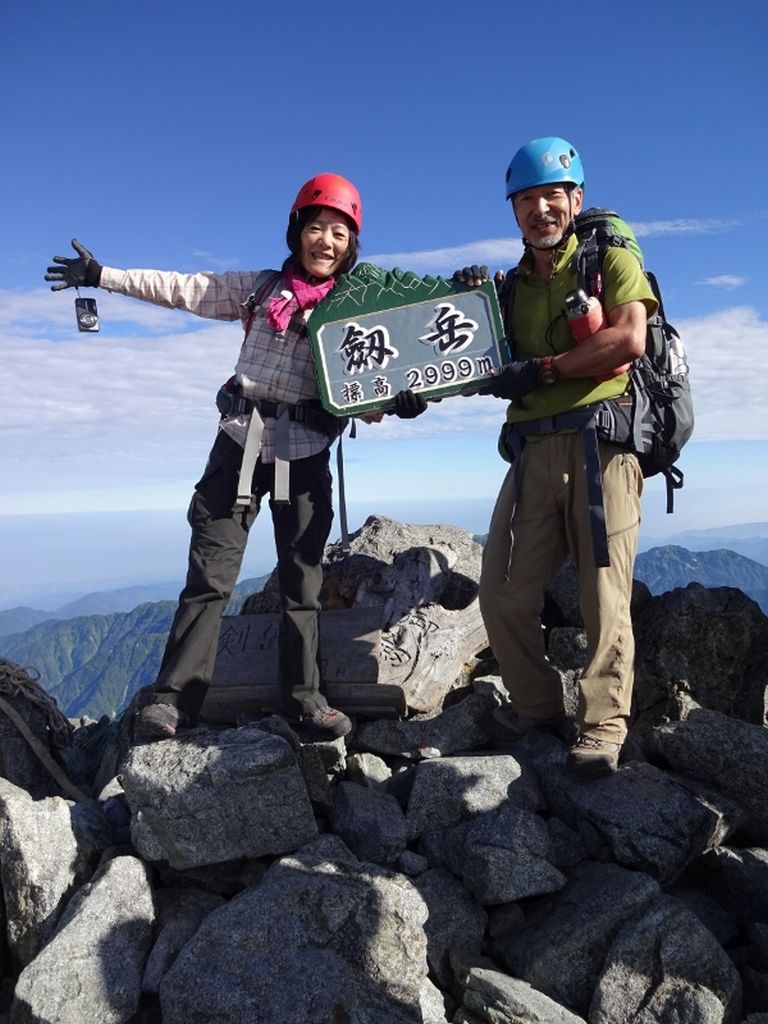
[479,433,642,744]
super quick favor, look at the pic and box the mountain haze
[641,522,768,566]
[0,582,187,637]
[0,576,269,719]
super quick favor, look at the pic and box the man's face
[513,184,583,250]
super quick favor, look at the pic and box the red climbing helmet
[290,173,362,233]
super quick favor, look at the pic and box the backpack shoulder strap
[498,267,519,345]
[644,269,667,321]
[573,227,604,300]
[243,269,283,335]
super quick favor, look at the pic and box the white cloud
[365,238,523,274]
[0,289,240,514]
[677,305,767,441]
[700,275,745,290]
[629,217,742,237]
[364,216,745,274]
[0,287,208,335]
[366,215,753,274]
[189,251,242,272]
[1,285,765,516]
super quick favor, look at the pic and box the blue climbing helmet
[505,137,585,200]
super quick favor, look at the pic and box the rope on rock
[0,660,91,803]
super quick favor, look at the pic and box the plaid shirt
[100,266,331,462]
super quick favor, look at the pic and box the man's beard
[529,221,564,250]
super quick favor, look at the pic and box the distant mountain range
[0,576,268,720]
[0,578,266,638]
[2,601,177,721]
[639,521,768,566]
[2,534,767,723]
[634,546,768,611]
[471,533,768,613]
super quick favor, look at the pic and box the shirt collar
[519,231,578,279]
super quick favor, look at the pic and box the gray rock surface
[142,888,225,994]
[352,692,495,759]
[749,922,768,969]
[413,869,487,994]
[296,741,336,812]
[421,802,565,905]
[457,802,566,904]
[420,976,449,1024]
[742,967,768,1016]
[121,724,318,868]
[590,896,743,1024]
[320,515,483,629]
[494,861,662,1014]
[634,583,768,729]
[547,816,587,869]
[11,854,154,1024]
[346,750,392,787]
[159,836,430,1024]
[0,779,109,968]
[456,966,587,1024]
[2,521,768,1023]
[702,846,768,922]
[332,780,408,864]
[653,708,768,841]
[541,761,743,884]
[670,884,741,946]
[247,515,487,714]
[406,753,539,839]
[547,627,589,671]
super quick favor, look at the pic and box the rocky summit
[0,515,767,1023]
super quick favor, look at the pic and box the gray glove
[478,359,542,400]
[452,265,489,287]
[45,239,102,290]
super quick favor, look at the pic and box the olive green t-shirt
[505,233,658,425]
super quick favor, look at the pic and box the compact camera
[75,296,99,332]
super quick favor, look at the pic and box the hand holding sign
[308,264,509,417]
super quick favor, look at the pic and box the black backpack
[573,208,694,512]
[500,208,694,515]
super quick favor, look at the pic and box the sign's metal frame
[307,265,509,417]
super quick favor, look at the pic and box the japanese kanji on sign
[307,263,509,416]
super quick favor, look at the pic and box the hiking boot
[567,735,621,776]
[295,705,352,741]
[135,702,192,740]
[492,705,574,744]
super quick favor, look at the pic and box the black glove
[452,265,489,287]
[478,359,542,400]
[45,239,103,290]
[392,389,428,419]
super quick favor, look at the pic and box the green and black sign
[308,263,508,416]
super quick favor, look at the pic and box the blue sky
[1,0,766,596]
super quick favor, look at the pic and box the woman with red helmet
[46,172,426,742]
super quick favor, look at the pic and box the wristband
[541,355,559,385]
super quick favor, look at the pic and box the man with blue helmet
[473,137,657,775]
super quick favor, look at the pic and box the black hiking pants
[150,430,334,719]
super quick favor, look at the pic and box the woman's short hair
[285,205,359,277]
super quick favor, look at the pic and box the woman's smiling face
[299,207,351,278]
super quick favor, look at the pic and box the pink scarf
[266,265,336,333]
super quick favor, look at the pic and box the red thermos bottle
[564,289,629,380]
